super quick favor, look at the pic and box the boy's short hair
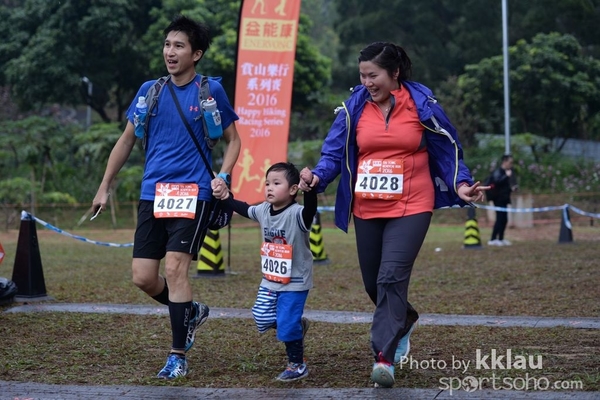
[266,162,300,187]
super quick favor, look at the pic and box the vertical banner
[232,0,301,204]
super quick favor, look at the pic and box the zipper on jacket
[420,116,460,192]
[343,102,353,228]
[423,115,455,143]
[384,96,395,131]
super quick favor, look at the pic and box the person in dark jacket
[488,154,518,246]
[299,42,486,388]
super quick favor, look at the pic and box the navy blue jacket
[312,81,474,233]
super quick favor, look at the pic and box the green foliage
[39,191,77,205]
[464,134,600,195]
[458,33,600,150]
[0,117,147,206]
[1,1,600,211]
[300,0,340,63]
[0,0,334,124]
[116,166,144,201]
[0,116,71,179]
[333,0,600,92]
[436,76,479,147]
[0,177,35,206]
[516,156,600,195]
[0,0,162,120]
[2,0,599,144]
[290,14,332,110]
[74,123,129,166]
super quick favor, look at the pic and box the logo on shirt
[359,160,375,174]
[156,183,175,197]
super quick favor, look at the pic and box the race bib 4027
[154,183,198,219]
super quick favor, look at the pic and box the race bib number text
[355,159,404,200]
[260,242,293,284]
[154,183,198,219]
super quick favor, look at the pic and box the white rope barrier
[22,201,599,247]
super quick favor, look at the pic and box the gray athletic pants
[354,212,431,363]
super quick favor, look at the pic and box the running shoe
[394,319,418,364]
[157,353,188,380]
[185,302,210,352]
[371,352,394,388]
[276,361,309,381]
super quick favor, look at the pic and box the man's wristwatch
[217,172,231,187]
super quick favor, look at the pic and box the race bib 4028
[355,159,404,200]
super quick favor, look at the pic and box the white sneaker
[487,239,503,246]
[501,239,512,246]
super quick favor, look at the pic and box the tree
[332,0,600,93]
[1,0,331,130]
[0,116,72,214]
[117,166,144,226]
[0,0,162,121]
[436,76,480,147]
[0,177,35,230]
[332,0,505,90]
[457,33,600,158]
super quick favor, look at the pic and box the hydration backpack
[142,74,219,149]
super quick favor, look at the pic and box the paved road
[0,380,597,400]
[6,303,600,329]
[3,303,598,399]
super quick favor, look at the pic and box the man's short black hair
[164,15,211,58]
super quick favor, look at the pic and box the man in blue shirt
[92,15,241,380]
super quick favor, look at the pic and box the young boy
[212,162,317,381]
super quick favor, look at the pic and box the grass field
[0,216,598,391]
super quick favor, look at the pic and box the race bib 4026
[260,242,293,284]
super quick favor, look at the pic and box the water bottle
[134,96,147,139]
[201,97,223,140]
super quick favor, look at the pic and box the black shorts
[132,200,212,260]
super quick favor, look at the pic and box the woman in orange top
[300,42,486,388]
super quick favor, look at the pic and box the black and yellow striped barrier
[196,229,225,276]
[463,208,482,249]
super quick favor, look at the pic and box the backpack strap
[200,75,210,99]
[197,74,219,149]
[141,75,170,149]
[146,75,170,117]
[142,74,219,150]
